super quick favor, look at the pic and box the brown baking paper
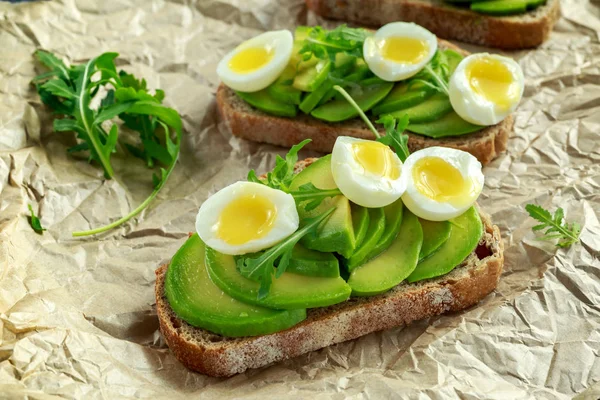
[0,0,599,398]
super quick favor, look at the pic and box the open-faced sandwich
[305,0,560,49]
[216,23,525,165]
[156,112,504,376]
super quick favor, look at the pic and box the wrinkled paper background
[1,0,599,398]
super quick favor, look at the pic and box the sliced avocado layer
[365,198,404,261]
[236,90,297,117]
[205,245,352,309]
[470,0,546,16]
[388,93,453,124]
[408,111,485,138]
[419,219,452,261]
[351,204,370,250]
[407,206,483,283]
[287,243,340,278]
[346,207,386,271]
[348,209,423,296]
[289,155,356,258]
[165,235,306,337]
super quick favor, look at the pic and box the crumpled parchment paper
[0,0,599,398]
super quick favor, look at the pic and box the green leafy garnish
[376,114,411,162]
[409,51,450,96]
[32,50,182,237]
[247,139,311,192]
[332,85,411,162]
[299,25,370,62]
[28,205,46,234]
[290,183,342,211]
[238,207,336,299]
[525,204,581,248]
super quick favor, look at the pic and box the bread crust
[305,0,560,49]
[216,39,513,166]
[155,158,505,377]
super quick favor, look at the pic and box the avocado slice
[348,209,423,296]
[365,198,404,261]
[236,89,297,117]
[205,245,352,309]
[388,93,453,123]
[311,78,394,122]
[289,155,356,258]
[287,244,340,278]
[407,206,483,283]
[351,204,370,250]
[346,207,386,271]
[408,111,485,138]
[372,83,434,116]
[165,235,306,337]
[419,219,452,261]
[471,0,546,15]
[293,59,332,92]
[267,65,302,105]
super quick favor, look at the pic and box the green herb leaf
[376,114,411,162]
[290,183,342,211]
[32,50,183,237]
[238,207,336,299]
[299,25,370,62]
[409,51,450,96]
[28,205,46,234]
[525,204,581,248]
[248,139,311,192]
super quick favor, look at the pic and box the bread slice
[216,40,513,166]
[305,0,560,49]
[155,158,505,377]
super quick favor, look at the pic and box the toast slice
[305,0,560,49]
[155,158,505,377]
[216,39,513,166]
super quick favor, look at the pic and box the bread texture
[305,0,560,49]
[155,158,505,377]
[216,40,513,166]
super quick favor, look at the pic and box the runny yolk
[381,37,429,64]
[466,57,519,109]
[351,141,401,179]
[228,46,273,74]
[412,157,476,206]
[216,193,277,245]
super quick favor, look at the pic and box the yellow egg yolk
[466,57,520,109]
[412,157,476,206]
[351,141,401,179]
[228,46,273,74]
[216,193,277,245]
[381,37,429,64]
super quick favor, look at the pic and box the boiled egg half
[449,53,524,126]
[331,136,406,208]
[363,22,437,82]
[196,181,299,255]
[217,30,294,92]
[401,147,484,221]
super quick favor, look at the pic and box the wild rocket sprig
[525,204,581,248]
[247,139,342,209]
[32,50,183,237]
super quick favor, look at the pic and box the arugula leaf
[290,183,342,211]
[238,207,336,299]
[409,51,450,96]
[247,139,311,192]
[376,114,411,162]
[525,204,581,248]
[28,205,46,234]
[299,25,370,62]
[33,50,183,237]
